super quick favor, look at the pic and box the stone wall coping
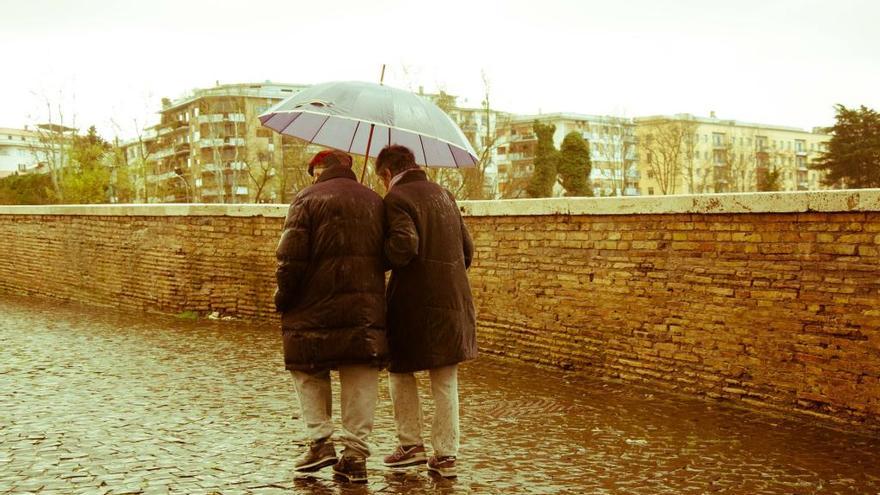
[1,189,879,217]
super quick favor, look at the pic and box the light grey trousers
[389,364,460,457]
[290,365,379,457]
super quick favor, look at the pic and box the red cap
[308,150,353,176]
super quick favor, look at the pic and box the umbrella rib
[309,115,332,142]
[279,112,303,134]
[347,121,361,153]
[418,135,428,167]
[448,143,460,168]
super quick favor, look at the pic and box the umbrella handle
[360,123,375,183]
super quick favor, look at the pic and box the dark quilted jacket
[275,165,388,371]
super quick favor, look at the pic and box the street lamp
[173,167,191,203]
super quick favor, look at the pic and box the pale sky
[2,0,878,140]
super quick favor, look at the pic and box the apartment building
[635,113,831,196]
[122,81,309,203]
[417,89,509,199]
[494,113,639,198]
[0,125,73,178]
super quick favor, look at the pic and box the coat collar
[391,168,428,188]
[315,165,357,184]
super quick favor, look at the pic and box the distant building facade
[121,82,309,203]
[418,89,509,199]
[494,113,639,198]
[0,127,50,178]
[635,113,832,196]
[118,83,837,203]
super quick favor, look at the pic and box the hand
[274,288,288,313]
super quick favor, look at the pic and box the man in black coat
[374,144,477,478]
[275,150,387,483]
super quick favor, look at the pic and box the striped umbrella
[258,81,478,178]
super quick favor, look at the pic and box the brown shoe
[294,438,337,473]
[427,455,457,478]
[332,453,368,483]
[383,444,427,468]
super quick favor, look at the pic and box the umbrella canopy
[258,81,478,168]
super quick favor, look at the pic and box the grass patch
[175,310,199,320]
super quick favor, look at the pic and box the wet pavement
[1,294,879,495]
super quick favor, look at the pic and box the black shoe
[294,438,338,473]
[333,453,368,483]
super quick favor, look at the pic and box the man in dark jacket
[275,150,387,483]
[373,144,477,479]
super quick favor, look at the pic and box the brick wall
[2,191,879,428]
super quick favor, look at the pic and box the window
[647,187,655,195]
[712,133,725,146]
[647,170,655,179]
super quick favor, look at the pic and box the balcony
[198,113,246,124]
[201,161,248,173]
[152,148,174,160]
[147,171,179,183]
[510,133,536,142]
[198,138,245,148]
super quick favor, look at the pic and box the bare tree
[244,148,275,203]
[639,118,697,195]
[116,116,158,203]
[592,116,637,196]
[278,137,317,203]
[424,73,510,200]
[680,128,701,194]
[28,94,78,202]
[198,89,250,203]
[716,127,758,193]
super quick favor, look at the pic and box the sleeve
[460,212,474,269]
[384,197,419,269]
[446,189,473,269]
[274,198,311,312]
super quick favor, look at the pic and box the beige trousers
[291,365,379,457]
[389,364,460,457]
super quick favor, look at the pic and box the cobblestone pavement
[2,295,880,494]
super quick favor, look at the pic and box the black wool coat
[275,165,388,371]
[383,169,477,373]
